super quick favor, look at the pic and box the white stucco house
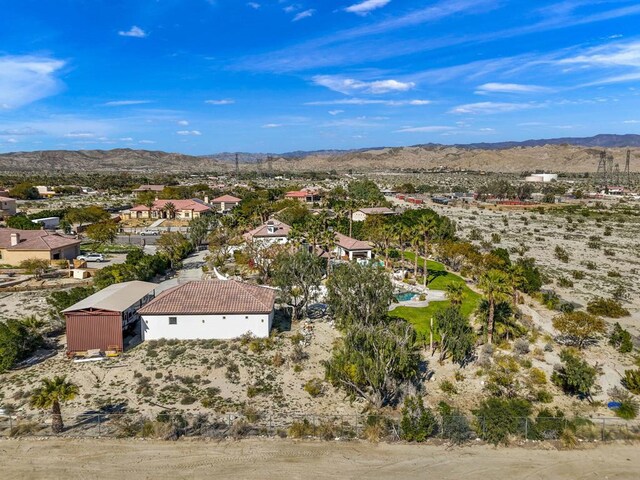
[243,219,291,246]
[333,233,373,261]
[351,207,396,222]
[138,280,278,340]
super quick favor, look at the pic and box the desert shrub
[303,378,323,397]
[622,369,640,395]
[290,343,308,363]
[583,261,597,270]
[180,394,197,405]
[535,389,553,403]
[529,368,547,385]
[603,249,615,257]
[440,379,458,395]
[609,323,633,353]
[491,233,501,244]
[361,414,393,442]
[288,419,315,438]
[9,421,45,437]
[551,350,597,400]
[554,246,569,263]
[225,361,240,383]
[556,277,573,288]
[532,408,569,440]
[272,352,285,367]
[474,397,532,445]
[439,405,473,445]
[552,311,606,349]
[586,298,630,318]
[400,396,439,442]
[513,338,530,356]
[112,415,145,438]
[571,270,585,280]
[610,387,639,420]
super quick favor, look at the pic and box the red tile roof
[335,233,372,251]
[243,220,291,240]
[130,199,211,213]
[0,228,81,251]
[212,195,241,203]
[285,191,308,198]
[138,280,277,315]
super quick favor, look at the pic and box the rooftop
[0,228,81,251]
[244,220,291,239]
[130,198,211,212]
[138,280,277,315]
[212,194,241,203]
[63,281,158,313]
[335,232,373,251]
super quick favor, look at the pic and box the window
[169,317,177,325]
[245,316,248,319]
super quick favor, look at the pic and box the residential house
[0,228,81,266]
[123,198,212,220]
[284,189,322,204]
[243,219,291,246]
[138,280,277,340]
[0,195,17,219]
[352,207,396,222]
[133,184,165,193]
[333,233,373,261]
[63,281,157,353]
[211,194,241,213]
[36,186,57,198]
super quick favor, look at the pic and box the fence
[1,412,639,443]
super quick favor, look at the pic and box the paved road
[155,249,208,293]
[115,234,158,246]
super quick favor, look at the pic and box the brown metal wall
[65,311,123,352]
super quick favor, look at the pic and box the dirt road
[1,439,638,479]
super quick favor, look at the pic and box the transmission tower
[596,150,608,187]
[235,153,239,177]
[625,149,631,186]
[614,163,620,186]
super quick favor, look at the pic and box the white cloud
[103,100,152,106]
[262,123,283,128]
[312,75,415,94]
[623,119,640,124]
[64,131,95,138]
[449,101,540,114]
[205,99,235,105]
[345,0,391,15]
[396,126,455,133]
[284,4,299,13]
[0,55,65,109]
[118,26,148,38]
[139,140,156,144]
[247,2,260,9]
[0,127,43,136]
[177,120,190,126]
[119,137,134,141]
[328,110,344,115]
[6,138,18,143]
[293,9,315,21]
[306,98,430,106]
[176,130,202,136]
[475,83,552,94]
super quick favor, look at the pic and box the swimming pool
[395,292,418,302]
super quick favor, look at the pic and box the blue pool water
[395,292,418,302]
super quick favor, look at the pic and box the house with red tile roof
[211,194,241,213]
[333,232,373,261]
[138,280,278,339]
[0,228,81,266]
[123,198,212,220]
[284,189,322,204]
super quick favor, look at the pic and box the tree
[473,397,532,445]
[416,215,436,288]
[156,232,192,268]
[478,269,512,344]
[242,240,286,283]
[609,322,633,354]
[327,262,393,329]
[6,214,41,230]
[551,350,598,401]
[445,283,464,306]
[400,396,438,441]
[30,376,79,433]
[163,201,177,220]
[272,250,323,321]
[319,229,337,277]
[514,257,542,293]
[65,206,110,229]
[552,311,606,349]
[9,182,39,200]
[347,179,384,205]
[435,307,475,365]
[586,297,630,318]
[19,258,50,279]
[0,319,44,373]
[86,221,118,248]
[323,318,421,408]
[189,214,217,247]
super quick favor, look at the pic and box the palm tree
[410,229,422,279]
[445,283,464,307]
[478,269,512,344]
[144,197,155,219]
[507,264,526,306]
[30,376,79,433]
[163,201,177,220]
[416,215,436,288]
[320,229,337,276]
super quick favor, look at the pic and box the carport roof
[62,281,158,313]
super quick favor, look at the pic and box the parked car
[141,229,160,236]
[77,253,105,262]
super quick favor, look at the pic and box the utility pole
[625,149,631,186]
[235,153,239,177]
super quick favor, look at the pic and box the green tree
[65,206,110,229]
[47,286,95,323]
[473,397,532,445]
[327,262,393,329]
[435,307,475,365]
[272,250,323,321]
[19,258,50,279]
[347,179,384,205]
[188,214,217,247]
[323,318,421,408]
[552,311,606,349]
[445,283,464,306]
[6,214,41,230]
[609,323,633,353]
[30,376,79,433]
[85,220,118,248]
[400,396,438,442]
[156,232,192,268]
[478,269,512,344]
[9,182,40,200]
[0,319,44,373]
[163,201,177,220]
[551,350,598,400]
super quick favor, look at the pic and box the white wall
[352,211,367,222]
[141,311,274,340]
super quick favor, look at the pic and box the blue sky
[1,0,640,154]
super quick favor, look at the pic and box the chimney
[204,195,209,204]
[10,232,20,246]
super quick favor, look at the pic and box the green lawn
[393,253,481,339]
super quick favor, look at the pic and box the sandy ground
[1,438,639,480]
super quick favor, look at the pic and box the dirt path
[1,438,638,479]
